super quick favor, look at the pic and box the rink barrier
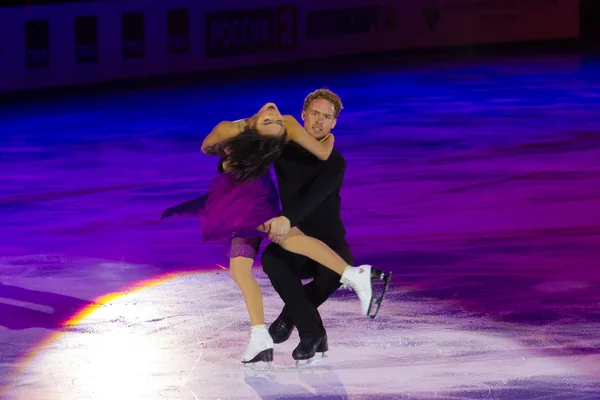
[0,0,579,93]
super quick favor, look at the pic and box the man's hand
[267,216,291,244]
[259,218,275,233]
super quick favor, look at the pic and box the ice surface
[2,270,599,399]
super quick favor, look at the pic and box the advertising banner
[0,0,580,94]
[205,6,297,58]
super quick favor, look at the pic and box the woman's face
[252,102,285,136]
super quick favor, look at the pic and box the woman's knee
[229,257,254,284]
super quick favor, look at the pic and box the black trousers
[261,240,354,339]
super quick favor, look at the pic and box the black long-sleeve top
[273,142,348,245]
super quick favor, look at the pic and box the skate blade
[295,352,328,369]
[243,361,275,372]
[247,354,328,372]
[368,271,392,319]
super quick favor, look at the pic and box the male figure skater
[262,88,390,363]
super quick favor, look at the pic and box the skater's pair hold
[160,91,392,366]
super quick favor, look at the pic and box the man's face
[301,98,337,140]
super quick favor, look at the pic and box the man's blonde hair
[303,88,343,118]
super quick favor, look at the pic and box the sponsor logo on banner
[205,6,297,58]
[25,19,50,68]
[122,12,145,59]
[275,6,297,50]
[306,5,396,39]
[167,9,190,54]
[441,0,562,25]
[74,16,98,63]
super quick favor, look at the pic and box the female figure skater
[162,102,374,364]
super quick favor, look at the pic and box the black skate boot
[292,335,329,367]
[315,333,328,353]
[269,314,329,353]
[268,314,294,344]
[292,336,323,360]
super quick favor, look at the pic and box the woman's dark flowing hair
[221,127,288,182]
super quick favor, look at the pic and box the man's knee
[302,266,341,309]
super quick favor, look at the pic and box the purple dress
[162,161,280,259]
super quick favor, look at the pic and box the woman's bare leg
[229,255,264,326]
[228,237,273,363]
[278,228,348,275]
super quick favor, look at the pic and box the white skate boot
[340,265,374,316]
[241,325,274,364]
[340,264,392,318]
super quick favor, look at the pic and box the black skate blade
[368,271,392,319]
[370,267,388,280]
[241,348,273,364]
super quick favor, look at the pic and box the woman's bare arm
[201,119,247,155]
[283,115,333,160]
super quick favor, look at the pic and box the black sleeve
[281,153,346,227]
